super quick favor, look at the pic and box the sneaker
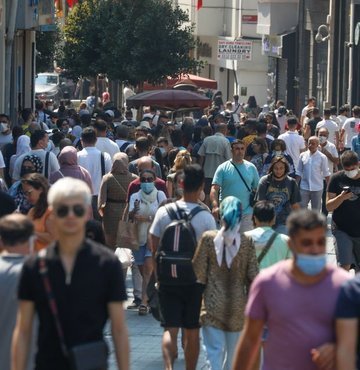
[127,300,141,310]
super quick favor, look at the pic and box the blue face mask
[141,182,155,194]
[295,253,327,276]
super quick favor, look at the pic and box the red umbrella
[126,89,211,110]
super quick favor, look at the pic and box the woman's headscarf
[16,135,31,156]
[111,152,129,175]
[21,154,43,175]
[58,146,78,167]
[71,125,82,147]
[214,196,242,268]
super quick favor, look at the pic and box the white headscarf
[213,224,241,268]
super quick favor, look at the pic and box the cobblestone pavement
[106,216,338,369]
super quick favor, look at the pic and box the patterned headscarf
[20,154,43,176]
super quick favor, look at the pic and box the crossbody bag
[230,161,256,206]
[38,250,108,370]
[257,231,278,264]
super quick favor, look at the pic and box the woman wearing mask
[250,137,269,175]
[256,156,301,234]
[193,196,259,370]
[261,139,296,177]
[129,169,166,315]
[21,173,55,251]
[98,152,138,248]
[9,154,43,214]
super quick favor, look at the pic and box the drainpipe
[4,0,19,115]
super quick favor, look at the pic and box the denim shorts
[132,244,152,265]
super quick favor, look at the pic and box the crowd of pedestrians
[0,93,360,370]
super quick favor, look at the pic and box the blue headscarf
[220,196,242,230]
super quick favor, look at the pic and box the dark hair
[268,156,290,175]
[85,220,105,245]
[352,106,360,116]
[230,139,245,149]
[30,130,47,148]
[170,129,184,148]
[21,108,33,122]
[252,137,268,154]
[157,136,168,145]
[227,123,236,136]
[324,108,331,116]
[80,114,92,127]
[286,116,298,127]
[312,107,320,115]
[183,164,204,193]
[56,118,69,130]
[256,122,267,136]
[21,173,49,219]
[253,201,276,223]
[330,106,337,115]
[35,100,45,111]
[339,105,348,114]
[81,127,97,144]
[0,214,34,246]
[341,150,359,168]
[135,137,150,152]
[287,209,326,238]
[247,96,257,108]
[270,139,286,152]
[116,125,128,139]
[93,119,107,132]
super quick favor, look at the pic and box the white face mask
[274,150,282,156]
[0,123,9,132]
[318,136,327,144]
[344,169,359,179]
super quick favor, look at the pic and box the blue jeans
[202,325,241,370]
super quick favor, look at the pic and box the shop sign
[217,40,252,61]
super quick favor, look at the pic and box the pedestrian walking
[12,177,129,370]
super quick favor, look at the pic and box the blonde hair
[171,150,192,172]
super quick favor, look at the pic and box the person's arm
[326,191,353,212]
[320,147,339,165]
[311,342,336,370]
[335,130,340,149]
[336,319,358,370]
[150,234,160,281]
[166,178,173,198]
[339,128,345,143]
[231,317,264,370]
[11,300,35,370]
[304,124,311,140]
[209,184,220,219]
[108,302,130,370]
[35,213,56,245]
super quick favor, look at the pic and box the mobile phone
[343,186,351,193]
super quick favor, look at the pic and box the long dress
[99,171,137,249]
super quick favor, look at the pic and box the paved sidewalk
[105,216,338,369]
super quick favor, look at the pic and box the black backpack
[156,202,207,286]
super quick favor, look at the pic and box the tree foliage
[59,0,202,83]
[36,27,60,73]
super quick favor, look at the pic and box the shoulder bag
[230,161,256,206]
[115,205,139,251]
[38,250,108,370]
[257,231,278,264]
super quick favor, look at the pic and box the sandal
[138,304,149,316]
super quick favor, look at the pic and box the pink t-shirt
[246,260,349,370]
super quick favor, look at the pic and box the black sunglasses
[55,204,86,218]
[140,177,154,183]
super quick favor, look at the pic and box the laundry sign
[217,40,252,61]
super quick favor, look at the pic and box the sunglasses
[55,204,86,218]
[140,177,154,183]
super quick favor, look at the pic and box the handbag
[38,250,108,370]
[114,247,133,268]
[230,161,257,206]
[115,207,139,251]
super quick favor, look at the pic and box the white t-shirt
[342,117,360,148]
[95,137,120,160]
[316,119,339,145]
[149,200,217,242]
[77,146,112,195]
[0,133,13,150]
[337,114,348,130]
[320,141,338,175]
[278,131,306,171]
[0,151,5,168]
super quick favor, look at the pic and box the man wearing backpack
[149,164,216,370]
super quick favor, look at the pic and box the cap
[105,110,114,118]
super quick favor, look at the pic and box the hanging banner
[217,40,252,61]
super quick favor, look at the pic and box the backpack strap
[188,205,207,221]
[100,152,105,177]
[165,203,180,221]
[44,152,50,178]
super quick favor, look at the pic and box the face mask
[48,106,54,111]
[318,136,327,144]
[274,150,282,156]
[159,147,166,156]
[344,169,359,179]
[61,128,69,134]
[296,253,327,276]
[141,182,155,194]
[0,123,9,132]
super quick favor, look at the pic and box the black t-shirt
[18,239,127,370]
[328,171,360,237]
[306,117,322,136]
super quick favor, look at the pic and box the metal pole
[325,0,335,108]
[348,0,354,105]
